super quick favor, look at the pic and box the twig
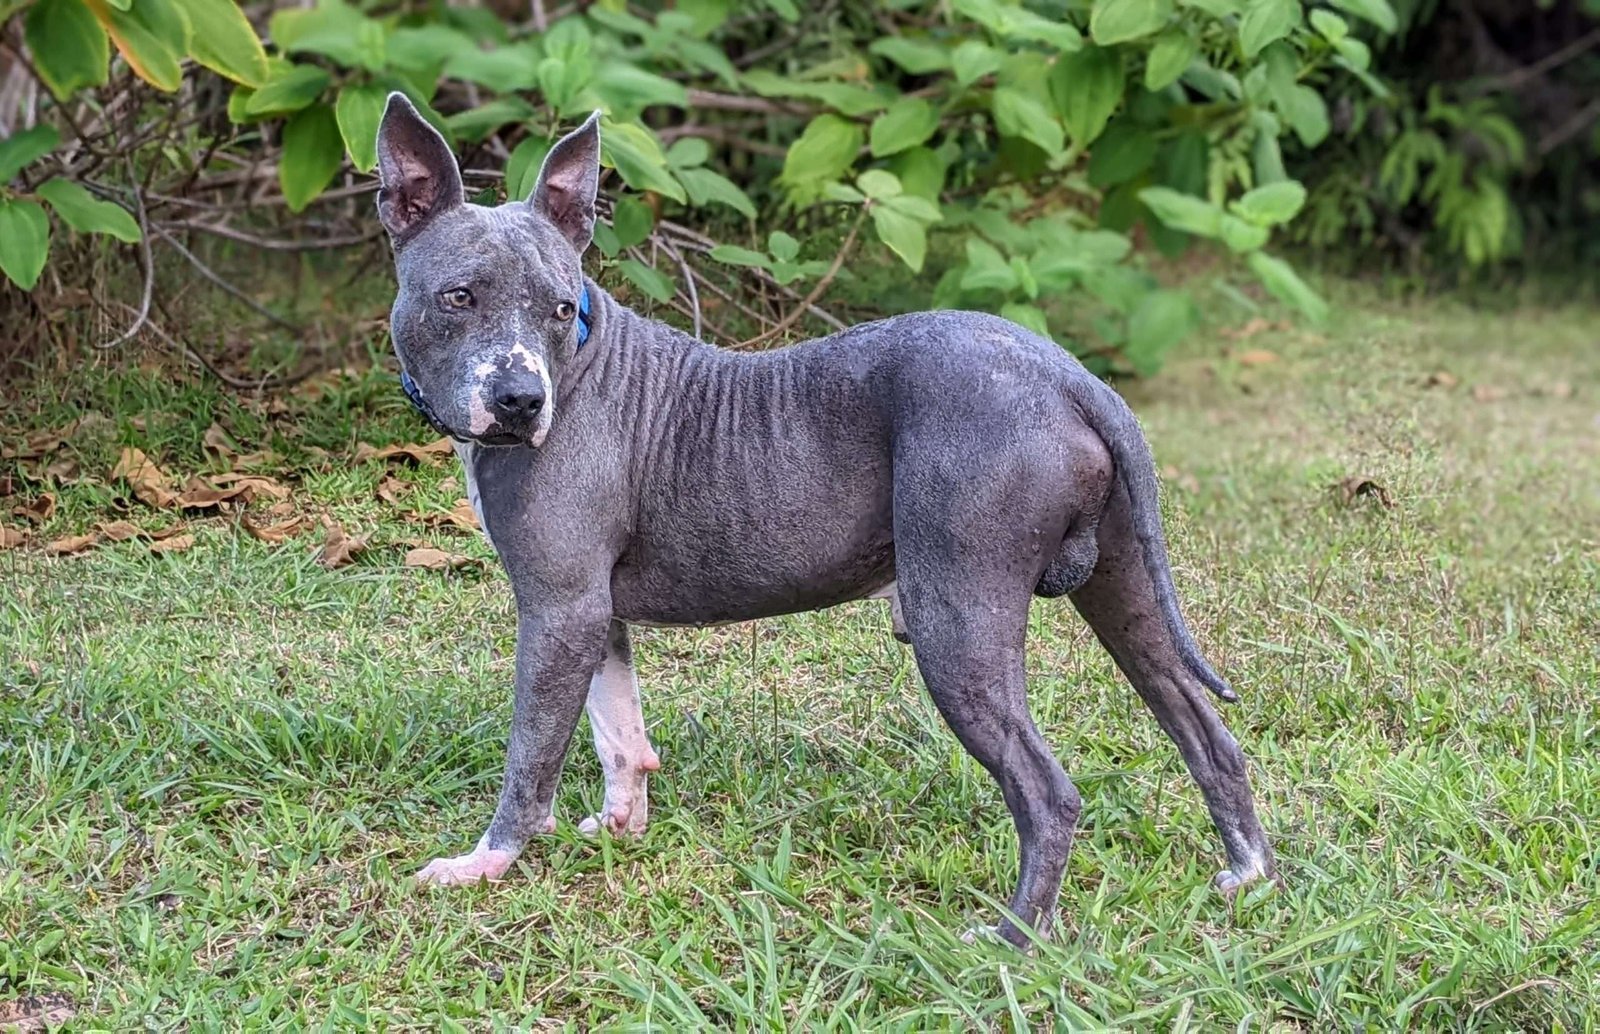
[96,160,155,350]
[107,299,310,392]
[657,236,704,340]
[735,206,866,349]
[149,223,301,332]
[159,219,384,251]
[685,89,815,115]
[1467,27,1600,97]
[1538,96,1600,155]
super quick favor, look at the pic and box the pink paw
[416,844,518,887]
[578,801,646,836]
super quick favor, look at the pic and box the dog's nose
[490,378,545,422]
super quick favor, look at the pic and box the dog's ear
[529,111,601,253]
[375,92,463,241]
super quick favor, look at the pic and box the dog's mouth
[473,430,525,447]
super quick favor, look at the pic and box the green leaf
[951,40,1003,86]
[1280,84,1330,147]
[869,36,950,74]
[708,244,771,268]
[26,0,109,100]
[245,64,331,116]
[278,103,344,213]
[780,114,863,201]
[677,168,757,219]
[611,197,654,251]
[445,97,537,143]
[955,0,1083,51]
[505,136,553,202]
[1180,0,1241,13]
[1247,250,1328,322]
[0,125,60,183]
[617,259,675,303]
[592,63,689,115]
[1239,0,1301,60]
[386,25,474,77]
[0,198,50,290]
[871,203,929,272]
[269,0,385,72]
[740,70,890,116]
[1051,45,1124,148]
[767,230,800,262]
[1232,180,1307,226]
[993,87,1064,156]
[620,232,680,275]
[1137,186,1222,237]
[1144,27,1196,91]
[1125,289,1195,375]
[961,237,1018,293]
[177,0,269,86]
[856,169,902,200]
[1001,302,1051,337]
[1219,213,1270,252]
[36,178,140,241]
[1309,9,1347,41]
[91,0,184,91]
[601,119,686,203]
[665,137,710,169]
[1330,0,1396,32]
[539,54,594,115]
[1090,0,1174,45]
[889,146,947,201]
[1087,124,1156,188]
[334,84,386,174]
[442,42,542,93]
[870,98,941,158]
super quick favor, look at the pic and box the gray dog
[376,95,1275,947]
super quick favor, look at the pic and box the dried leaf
[1335,475,1394,509]
[44,532,101,555]
[231,449,283,470]
[112,447,177,508]
[43,456,80,482]
[404,546,477,571]
[1423,371,1458,389]
[1219,317,1273,341]
[202,423,238,457]
[0,473,14,496]
[439,476,460,493]
[13,493,56,524]
[174,475,291,509]
[1471,384,1508,403]
[411,497,480,532]
[242,513,312,544]
[375,475,411,506]
[1234,349,1279,366]
[149,533,196,555]
[147,525,188,541]
[97,520,145,542]
[1538,381,1573,399]
[354,438,455,466]
[0,524,29,550]
[318,520,369,569]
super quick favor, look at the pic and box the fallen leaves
[0,525,29,550]
[112,448,290,511]
[318,520,369,569]
[44,533,100,556]
[241,513,314,544]
[113,448,178,508]
[1234,349,1279,367]
[1423,370,1459,389]
[354,438,455,466]
[1471,384,1508,403]
[1218,317,1290,342]
[12,493,56,524]
[403,546,477,571]
[148,533,196,555]
[410,498,480,532]
[1335,475,1394,509]
[0,990,77,1031]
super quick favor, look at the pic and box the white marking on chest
[452,440,494,552]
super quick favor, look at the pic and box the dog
[375,94,1276,947]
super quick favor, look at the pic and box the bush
[0,0,1395,376]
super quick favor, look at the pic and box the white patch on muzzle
[467,361,496,436]
[514,344,555,448]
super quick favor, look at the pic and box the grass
[2,278,1598,1029]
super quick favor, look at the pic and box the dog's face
[375,95,600,447]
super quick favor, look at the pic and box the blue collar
[400,284,591,437]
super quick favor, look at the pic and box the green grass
[2,282,1598,1029]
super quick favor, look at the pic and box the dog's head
[375,94,600,447]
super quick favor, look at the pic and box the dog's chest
[453,440,494,551]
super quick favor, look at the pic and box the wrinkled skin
[375,94,1278,948]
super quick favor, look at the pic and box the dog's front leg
[579,621,660,837]
[418,596,609,886]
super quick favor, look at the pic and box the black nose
[490,377,546,422]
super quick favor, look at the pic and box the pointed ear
[529,111,602,253]
[375,92,463,241]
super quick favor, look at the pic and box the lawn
[2,281,1597,1029]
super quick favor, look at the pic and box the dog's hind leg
[579,621,660,836]
[1070,479,1276,893]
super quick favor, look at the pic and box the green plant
[0,0,1394,376]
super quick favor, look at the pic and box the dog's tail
[1074,376,1238,703]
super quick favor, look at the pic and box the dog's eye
[553,301,576,322]
[441,288,474,309]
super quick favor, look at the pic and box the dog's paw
[416,844,518,887]
[578,801,647,837]
[1214,864,1281,898]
